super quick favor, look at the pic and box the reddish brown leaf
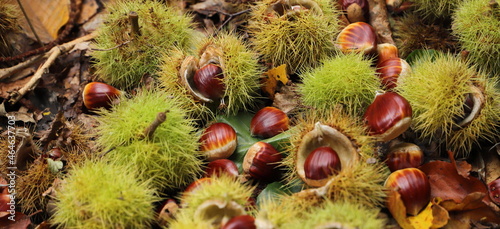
[419,158,488,203]
[0,212,31,229]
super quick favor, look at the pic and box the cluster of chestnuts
[49,0,500,227]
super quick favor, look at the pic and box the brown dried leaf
[419,156,488,203]
[13,0,70,43]
[0,212,31,229]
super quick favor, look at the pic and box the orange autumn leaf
[261,64,288,98]
[387,190,449,229]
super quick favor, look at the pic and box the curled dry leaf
[418,153,488,204]
[387,190,449,229]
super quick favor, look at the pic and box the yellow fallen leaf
[261,64,289,98]
[408,198,449,229]
[387,191,449,229]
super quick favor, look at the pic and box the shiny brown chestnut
[205,159,239,178]
[488,177,500,205]
[243,142,283,181]
[376,57,411,90]
[376,43,399,66]
[363,91,412,142]
[250,107,289,139]
[199,122,237,161]
[304,146,341,181]
[222,215,256,229]
[182,177,212,200]
[82,82,121,110]
[48,147,63,160]
[385,168,431,216]
[385,142,423,172]
[336,22,377,55]
[193,64,225,100]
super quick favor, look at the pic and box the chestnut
[488,177,500,205]
[47,147,63,160]
[82,82,121,110]
[376,57,411,90]
[199,122,238,161]
[243,142,283,181]
[341,0,368,22]
[304,146,341,181]
[222,215,256,229]
[193,64,225,100]
[182,177,212,200]
[376,43,399,65]
[250,107,289,139]
[205,159,239,178]
[363,91,412,142]
[336,22,377,55]
[385,168,431,216]
[385,142,424,172]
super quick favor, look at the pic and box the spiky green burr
[95,89,204,191]
[51,160,158,229]
[283,200,386,229]
[397,52,500,156]
[92,0,197,88]
[247,0,342,74]
[158,32,262,117]
[299,52,380,116]
[453,0,500,76]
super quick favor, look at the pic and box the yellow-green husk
[397,52,500,156]
[95,89,204,191]
[92,0,196,88]
[158,33,262,116]
[299,52,380,116]
[453,0,500,76]
[282,109,388,207]
[248,0,342,74]
[51,160,158,229]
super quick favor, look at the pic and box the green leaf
[256,180,304,206]
[405,49,440,66]
[216,112,291,172]
[47,158,63,174]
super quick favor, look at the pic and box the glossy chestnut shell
[376,43,399,65]
[222,215,256,229]
[205,159,239,178]
[296,122,359,187]
[304,146,341,181]
[243,142,283,181]
[199,122,238,161]
[364,91,412,142]
[488,177,500,205]
[385,142,424,172]
[82,82,121,110]
[385,168,431,216]
[376,57,411,90]
[250,107,289,138]
[193,64,225,100]
[336,22,377,54]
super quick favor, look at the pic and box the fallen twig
[367,0,395,44]
[0,54,45,81]
[8,31,99,104]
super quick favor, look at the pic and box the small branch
[0,54,45,81]
[367,0,395,44]
[129,11,141,37]
[143,110,169,140]
[214,9,252,36]
[8,31,99,104]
